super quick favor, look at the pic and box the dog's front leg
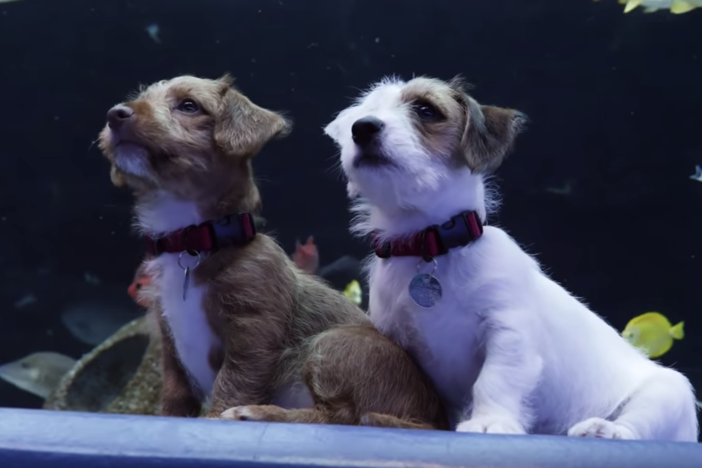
[205,328,281,418]
[158,314,202,417]
[457,317,542,435]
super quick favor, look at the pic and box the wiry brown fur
[97,74,448,430]
[400,76,527,174]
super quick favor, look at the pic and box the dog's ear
[458,94,527,174]
[110,165,126,187]
[216,73,235,88]
[214,80,292,157]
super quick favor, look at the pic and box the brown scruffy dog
[97,74,448,430]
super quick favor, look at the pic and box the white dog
[323,75,699,441]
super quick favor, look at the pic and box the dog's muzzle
[352,116,384,147]
[351,116,394,168]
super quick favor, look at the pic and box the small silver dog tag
[182,266,191,301]
[178,250,201,301]
[408,257,442,309]
[408,273,443,309]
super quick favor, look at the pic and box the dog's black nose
[352,116,384,146]
[106,104,134,130]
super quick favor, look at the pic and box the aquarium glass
[0,0,700,441]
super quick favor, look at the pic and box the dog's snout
[107,104,135,130]
[352,116,384,146]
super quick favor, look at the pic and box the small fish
[596,0,702,14]
[291,236,320,274]
[690,165,702,182]
[0,352,76,399]
[145,23,161,44]
[343,280,363,305]
[14,293,37,309]
[253,215,267,230]
[0,0,22,3]
[128,275,153,308]
[545,181,573,196]
[61,302,142,346]
[128,255,156,309]
[316,255,361,279]
[84,272,101,285]
[621,312,684,358]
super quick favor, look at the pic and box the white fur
[138,191,221,398]
[113,142,154,182]
[324,76,699,441]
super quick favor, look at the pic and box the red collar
[371,211,483,260]
[144,212,256,256]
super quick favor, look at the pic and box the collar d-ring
[178,250,202,270]
[416,257,438,275]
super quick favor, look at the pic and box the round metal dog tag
[408,273,443,309]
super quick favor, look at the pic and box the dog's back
[455,225,698,440]
[522,251,698,439]
[292,261,370,332]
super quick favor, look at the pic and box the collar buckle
[437,211,482,250]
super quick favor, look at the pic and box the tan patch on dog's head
[400,76,526,174]
[97,74,292,197]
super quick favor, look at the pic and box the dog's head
[324,76,526,214]
[98,74,291,198]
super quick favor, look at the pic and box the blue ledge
[0,408,700,468]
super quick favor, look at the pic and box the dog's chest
[369,255,483,412]
[151,255,221,397]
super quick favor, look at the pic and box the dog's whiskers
[87,137,100,152]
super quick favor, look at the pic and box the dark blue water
[0,0,700,416]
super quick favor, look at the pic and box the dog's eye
[412,100,443,121]
[177,99,200,114]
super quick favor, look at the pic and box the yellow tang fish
[621,312,685,358]
[594,0,702,14]
[343,280,363,306]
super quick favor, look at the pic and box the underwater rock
[44,315,163,415]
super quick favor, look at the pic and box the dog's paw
[220,405,267,421]
[567,417,636,439]
[456,416,526,435]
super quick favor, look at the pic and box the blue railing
[0,408,700,468]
